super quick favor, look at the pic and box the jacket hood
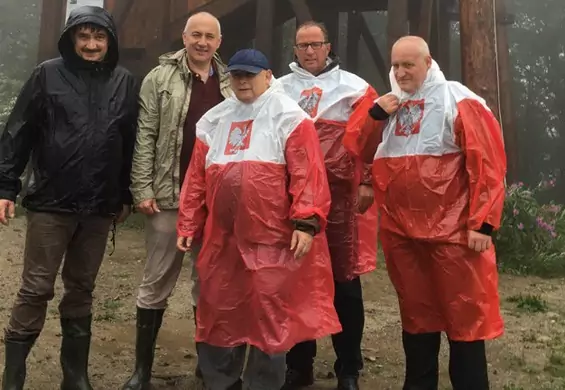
[58,6,119,70]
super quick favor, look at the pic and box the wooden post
[435,0,451,78]
[255,0,275,60]
[418,0,435,41]
[346,11,361,73]
[359,16,389,88]
[495,0,518,182]
[272,25,283,76]
[459,0,499,119]
[289,0,313,25]
[37,0,66,63]
[387,0,409,58]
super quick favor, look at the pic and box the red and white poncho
[177,82,341,354]
[348,61,507,340]
[279,61,379,282]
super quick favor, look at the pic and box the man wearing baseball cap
[176,48,340,390]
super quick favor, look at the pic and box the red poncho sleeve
[177,139,209,238]
[455,98,507,231]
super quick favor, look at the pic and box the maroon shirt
[180,68,224,188]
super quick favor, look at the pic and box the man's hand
[290,230,314,259]
[136,199,160,215]
[376,93,400,115]
[357,184,374,214]
[468,230,492,253]
[0,199,16,226]
[177,236,193,252]
[115,205,131,224]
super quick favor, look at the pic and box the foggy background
[0,0,563,195]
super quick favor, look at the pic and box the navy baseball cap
[227,49,270,74]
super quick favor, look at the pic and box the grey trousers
[198,343,286,390]
[136,210,200,309]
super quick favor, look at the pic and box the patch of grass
[503,385,525,390]
[121,212,145,230]
[94,298,123,322]
[546,349,565,378]
[507,293,549,313]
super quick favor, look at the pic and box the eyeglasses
[295,41,327,51]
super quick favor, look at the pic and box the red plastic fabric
[380,227,503,340]
[177,120,341,354]
[370,93,506,341]
[318,86,380,282]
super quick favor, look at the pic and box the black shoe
[121,308,165,390]
[60,315,94,390]
[281,368,314,389]
[227,378,243,390]
[337,376,359,390]
[2,333,38,390]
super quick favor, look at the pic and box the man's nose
[305,45,315,54]
[86,39,97,50]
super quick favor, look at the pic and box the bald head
[392,36,430,57]
[184,12,221,35]
[391,36,432,94]
[182,12,222,66]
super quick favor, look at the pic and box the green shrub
[495,180,565,277]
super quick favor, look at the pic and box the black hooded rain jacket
[0,6,138,216]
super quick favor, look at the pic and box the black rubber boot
[402,331,441,390]
[2,333,38,390]
[122,307,165,390]
[281,340,316,389]
[60,315,94,390]
[337,376,359,390]
[280,369,314,390]
[193,305,203,380]
[448,339,490,390]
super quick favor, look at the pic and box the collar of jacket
[159,48,229,85]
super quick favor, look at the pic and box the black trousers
[402,331,490,390]
[286,277,364,377]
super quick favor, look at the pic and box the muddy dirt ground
[1,215,565,389]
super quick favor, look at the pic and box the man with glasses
[176,48,341,390]
[279,21,380,390]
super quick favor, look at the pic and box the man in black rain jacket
[0,6,138,390]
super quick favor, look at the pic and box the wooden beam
[435,0,451,78]
[495,0,518,182]
[255,0,275,60]
[459,0,499,116]
[346,11,361,73]
[387,0,409,57]
[111,0,135,27]
[37,0,66,63]
[289,0,313,24]
[166,0,254,42]
[359,14,389,88]
[418,0,435,41]
[271,25,284,76]
[314,9,339,45]
[161,0,172,46]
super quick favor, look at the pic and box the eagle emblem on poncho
[298,87,323,118]
[395,99,425,137]
[225,120,254,155]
